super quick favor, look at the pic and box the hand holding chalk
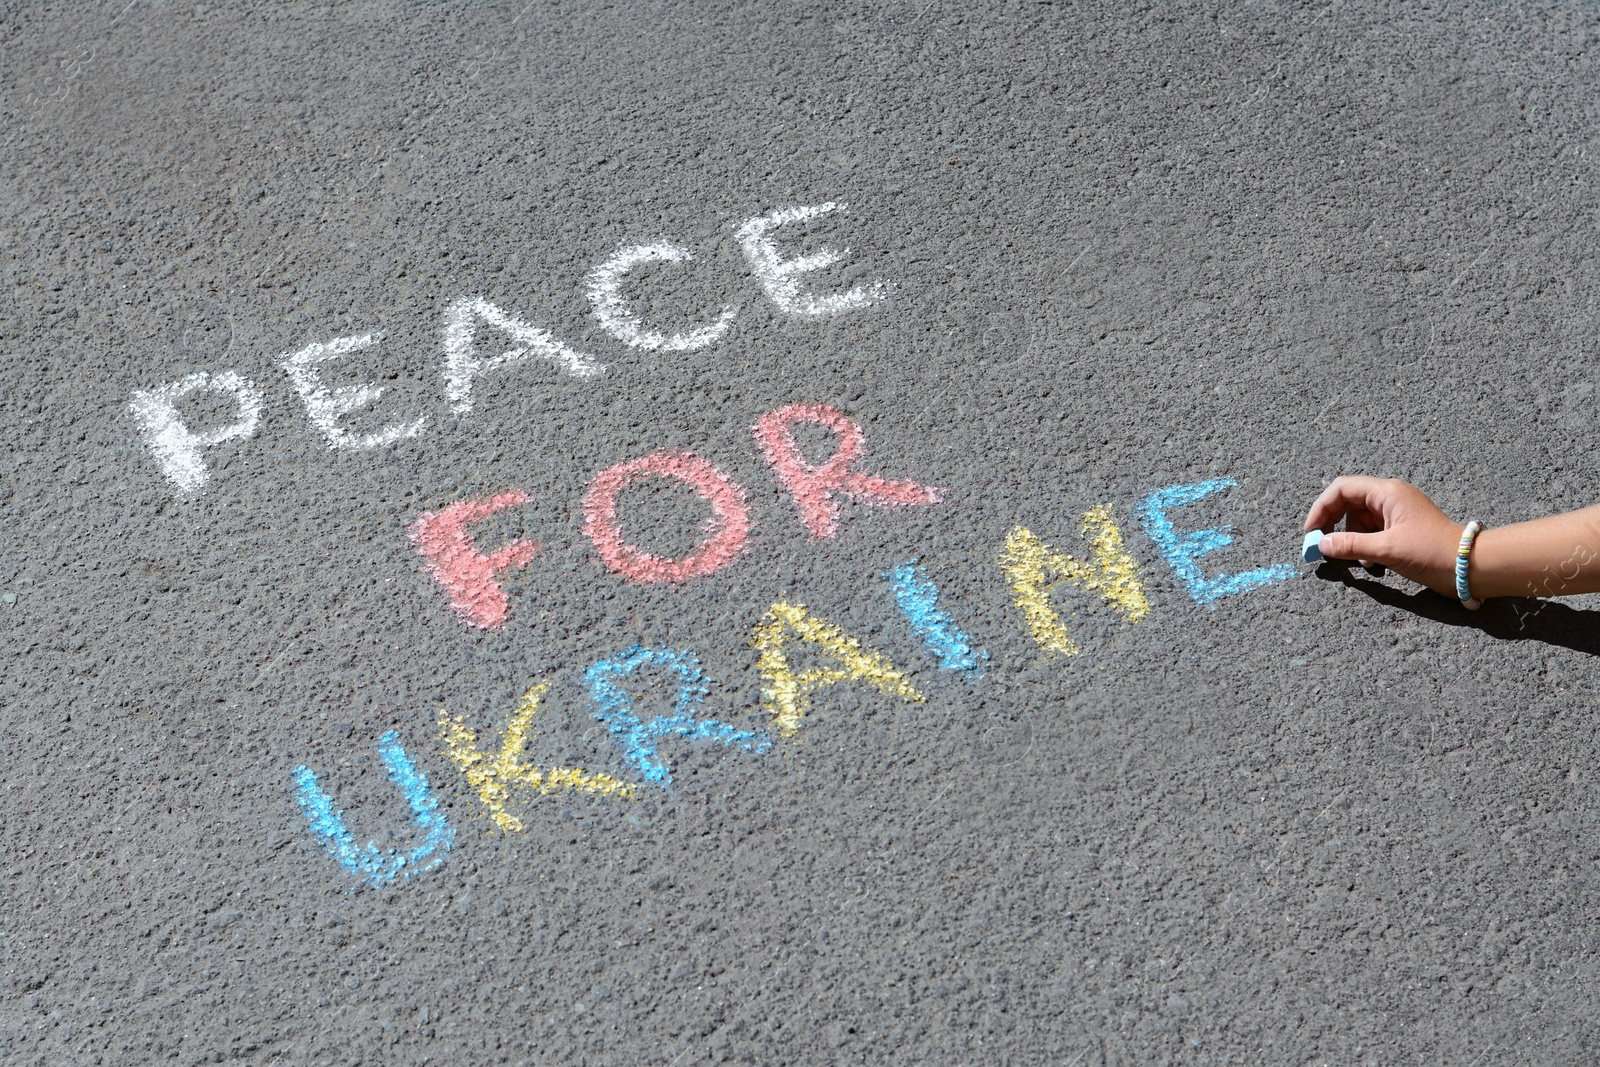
[1303,476,1467,598]
[1308,476,1600,602]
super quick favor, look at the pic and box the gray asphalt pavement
[6,2,1600,1063]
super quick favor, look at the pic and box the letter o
[582,451,750,583]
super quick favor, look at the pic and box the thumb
[1317,530,1386,563]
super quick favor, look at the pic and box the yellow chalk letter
[752,601,924,738]
[1001,506,1149,657]
[438,681,632,832]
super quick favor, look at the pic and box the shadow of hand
[1316,562,1600,658]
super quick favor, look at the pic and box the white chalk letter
[586,242,736,351]
[281,334,428,450]
[736,202,882,317]
[442,297,605,416]
[128,371,264,494]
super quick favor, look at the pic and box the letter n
[1000,505,1149,657]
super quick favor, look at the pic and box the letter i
[886,560,987,678]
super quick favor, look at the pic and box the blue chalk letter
[1137,478,1294,607]
[292,731,455,887]
[886,560,987,677]
[586,646,770,787]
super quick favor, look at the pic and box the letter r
[753,403,941,539]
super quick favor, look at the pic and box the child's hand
[1304,476,1463,597]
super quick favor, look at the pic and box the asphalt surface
[6,2,1600,1064]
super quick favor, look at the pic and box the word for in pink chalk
[411,403,938,628]
[125,202,879,495]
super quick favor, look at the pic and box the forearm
[1469,504,1600,599]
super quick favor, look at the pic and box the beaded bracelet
[1455,520,1484,610]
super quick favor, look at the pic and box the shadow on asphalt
[1317,563,1600,658]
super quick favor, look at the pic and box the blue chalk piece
[1301,529,1324,563]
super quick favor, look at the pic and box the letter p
[128,371,264,494]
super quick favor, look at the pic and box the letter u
[292,731,455,887]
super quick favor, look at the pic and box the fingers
[1343,500,1388,575]
[1317,529,1387,564]
[1304,476,1394,533]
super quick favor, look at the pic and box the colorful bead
[1455,519,1484,610]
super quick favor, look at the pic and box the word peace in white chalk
[128,202,878,495]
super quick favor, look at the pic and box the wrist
[1453,520,1485,607]
[1464,526,1520,601]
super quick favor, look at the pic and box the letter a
[438,681,633,833]
[442,296,605,415]
[752,601,924,739]
[1000,506,1150,657]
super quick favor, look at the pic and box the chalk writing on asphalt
[122,198,1298,882]
[128,202,880,495]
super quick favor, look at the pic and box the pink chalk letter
[408,490,541,629]
[752,403,941,539]
[582,452,750,583]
